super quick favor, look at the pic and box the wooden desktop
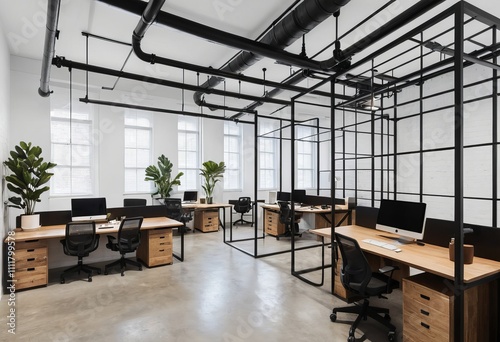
[311,225,500,341]
[6,217,183,290]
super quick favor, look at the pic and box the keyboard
[362,238,400,251]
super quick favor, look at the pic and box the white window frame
[50,109,95,197]
[124,111,153,194]
[178,116,200,191]
[295,124,317,189]
[258,120,278,190]
[224,121,242,191]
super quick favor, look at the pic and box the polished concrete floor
[1,226,403,341]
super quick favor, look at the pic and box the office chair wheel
[88,276,92,282]
[388,331,396,341]
[60,277,65,284]
[347,335,355,342]
[330,313,337,322]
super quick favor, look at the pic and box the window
[224,122,242,190]
[259,120,278,189]
[296,125,316,189]
[50,99,94,196]
[178,116,200,191]
[124,112,152,193]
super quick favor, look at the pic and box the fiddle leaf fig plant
[4,141,57,215]
[200,160,226,202]
[145,154,183,199]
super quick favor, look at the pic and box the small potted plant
[200,161,225,204]
[4,141,57,230]
[145,154,183,201]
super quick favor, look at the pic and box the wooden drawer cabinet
[194,210,219,232]
[403,273,497,342]
[263,209,285,236]
[14,240,48,290]
[136,228,172,267]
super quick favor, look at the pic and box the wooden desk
[6,217,183,290]
[261,204,351,237]
[183,203,232,233]
[311,225,500,341]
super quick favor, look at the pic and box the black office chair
[123,198,147,207]
[331,233,397,342]
[164,198,192,233]
[104,217,143,276]
[233,197,253,226]
[276,201,302,240]
[60,221,101,284]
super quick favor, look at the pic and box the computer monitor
[268,191,277,204]
[71,197,107,222]
[376,199,427,243]
[292,189,306,204]
[183,191,198,202]
[276,191,290,202]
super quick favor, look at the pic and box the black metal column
[453,4,465,342]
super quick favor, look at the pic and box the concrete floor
[1,227,403,341]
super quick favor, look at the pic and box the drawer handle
[159,236,165,239]
[27,249,35,252]
[27,258,35,262]
[420,322,430,330]
[27,267,35,271]
[159,249,165,252]
[420,294,430,301]
[420,309,429,316]
[159,242,165,246]
[26,239,40,243]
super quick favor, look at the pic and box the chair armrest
[378,265,398,274]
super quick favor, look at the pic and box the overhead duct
[230,0,445,119]
[38,0,61,97]
[99,0,351,109]
[192,0,351,109]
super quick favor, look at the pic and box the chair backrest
[335,233,372,296]
[123,198,147,207]
[64,221,99,257]
[235,197,251,213]
[116,217,143,253]
[164,198,183,220]
[277,201,291,225]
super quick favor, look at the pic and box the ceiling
[1,0,500,121]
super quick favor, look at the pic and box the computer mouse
[394,249,402,253]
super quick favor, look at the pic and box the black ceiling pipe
[51,56,288,109]
[230,0,445,119]
[98,0,351,111]
[39,0,61,97]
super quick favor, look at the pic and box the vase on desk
[449,238,474,264]
[206,197,213,204]
[21,214,41,230]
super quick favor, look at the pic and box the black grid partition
[289,3,500,341]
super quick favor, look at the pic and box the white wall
[0,22,11,297]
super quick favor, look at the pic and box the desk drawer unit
[403,272,497,342]
[194,210,219,232]
[264,209,285,236]
[14,240,48,290]
[136,228,172,267]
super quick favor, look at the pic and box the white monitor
[71,197,107,222]
[376,199,427,243]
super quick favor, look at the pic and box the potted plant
[4,141,57,230]
[145,154,183,201]
[200,161,226,204]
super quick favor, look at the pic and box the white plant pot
[21,214,41,230]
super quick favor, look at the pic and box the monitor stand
[378,234,415,245]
